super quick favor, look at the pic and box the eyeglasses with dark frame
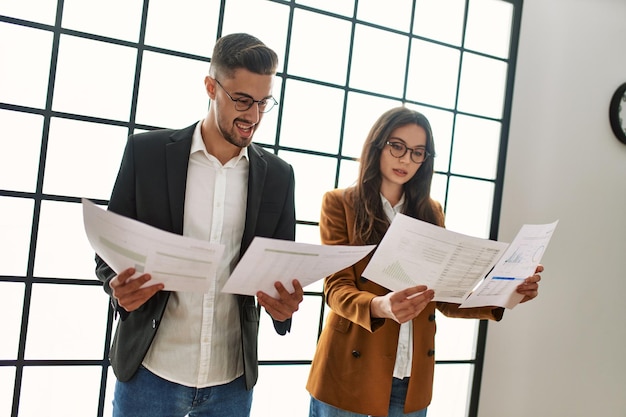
[385,141,431,164]
[214,78,278,113]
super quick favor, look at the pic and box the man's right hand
[109,267,164,312]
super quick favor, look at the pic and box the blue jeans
[112,366,253,417]
[309,377,427,417]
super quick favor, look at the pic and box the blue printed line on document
[492,276,524,281]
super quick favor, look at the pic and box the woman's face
[379,123,427,200]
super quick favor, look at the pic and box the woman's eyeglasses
[385,141,431,164]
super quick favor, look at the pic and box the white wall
[478,0,626,416]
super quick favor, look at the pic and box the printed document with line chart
[222,237,376,298]
[361,213,558,309]
[82,198,225,293]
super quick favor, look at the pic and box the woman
[306,107,541,417]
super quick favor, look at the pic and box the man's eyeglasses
[385,141,431,164]
[214,78,277,113]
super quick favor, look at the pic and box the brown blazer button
[352,350,361,358]
[427,349,435,357]
[428,314,436,321]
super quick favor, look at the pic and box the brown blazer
[306,188,503,416]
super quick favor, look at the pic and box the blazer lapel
[242,144,267,253]
[166,124,195,235]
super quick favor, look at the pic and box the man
[95,33,303,417]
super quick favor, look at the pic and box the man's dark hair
[209,33,279,79]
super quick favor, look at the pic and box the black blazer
[95,123,296,390]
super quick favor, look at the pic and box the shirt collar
[381,193,405,221]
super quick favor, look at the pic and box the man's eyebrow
[231,90,273,100]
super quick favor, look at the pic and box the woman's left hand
[516,264,543,303]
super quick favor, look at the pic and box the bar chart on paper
[382,260,414,286]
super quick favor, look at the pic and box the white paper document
[222,237,376,298]
[82,198,225,292]
[362,213,509,303]
[361,213,558,308]
[460,221,559,309]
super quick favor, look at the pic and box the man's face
[206,68,275,148]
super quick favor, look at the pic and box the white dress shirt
[381,194,414,379]
[142,121,248,388]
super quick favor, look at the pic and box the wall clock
[609,82,626,145]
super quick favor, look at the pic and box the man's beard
[219,119,256,148]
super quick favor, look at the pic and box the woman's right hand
[370,285,434,323]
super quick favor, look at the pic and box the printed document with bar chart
[361,213,558,309]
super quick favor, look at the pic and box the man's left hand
[257,279,304,321]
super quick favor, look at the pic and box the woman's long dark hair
[351,106,443,244]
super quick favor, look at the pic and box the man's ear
[205,76,217,99]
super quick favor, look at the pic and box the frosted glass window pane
[451,115,501,179]
[61,0,143,42]
[445,176,494,238]
[25,284,109,359]
[338,159,359,189]
[0,0,56,25]
[0,110,43,192]
[43,118,127,200]
[0,23,52,108]
[342,92,401,158]
[406,103,454,172]
[413,0,465,46]
[0,282,24,359]
[296,224,324,294]
[357,0,413,32]
[0,197,33,276]
[104,367,115,417]
[34,200,98,279]
[222,0,290,69]
[20,366,102,417]
[297,224,321,245]
[429,363,473,417]
[279,80,344,154]
[431,173,448,210]
[458,53,508,119]
[277,152,337,223]
[144,0,220,57]
[434,315,479,360]
[466,0,513,59]
[296,225,324,293]
[295,0,355,17]
[305,278,324,295]
[406,40,460,109]
[288,10,352,85]
[296,224,324,290]
[0,366,15,414]
[350,25,408,97]
[258,295,321,361]
[52,35,136,121]
[251,365,311,417]
[135,51,208,128]
[252,77,282,146]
